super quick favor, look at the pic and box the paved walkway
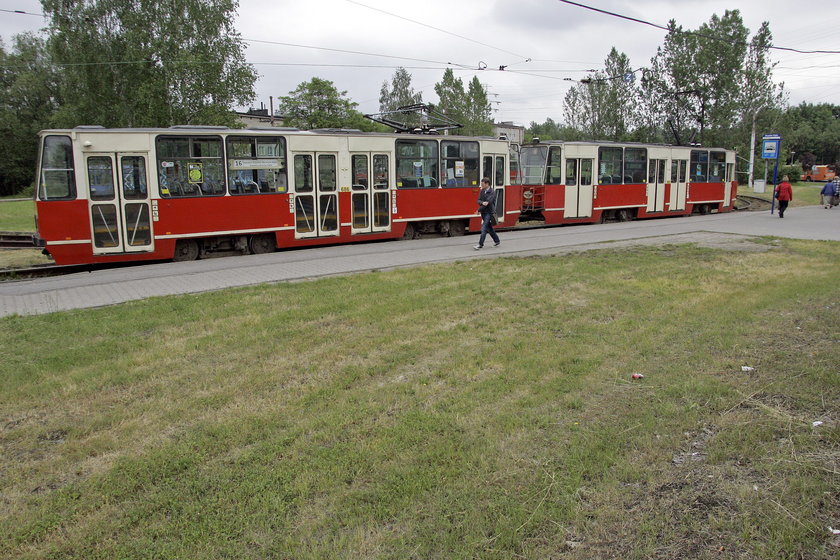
[2,206,838,317]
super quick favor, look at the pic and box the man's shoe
[474,245,482,250]
[493,241,501,247]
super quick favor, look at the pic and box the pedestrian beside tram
[774,176,793,218]
[474,177,501,250]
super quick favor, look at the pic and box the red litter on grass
[631,373,644,380]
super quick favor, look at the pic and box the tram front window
[519,145,548,185]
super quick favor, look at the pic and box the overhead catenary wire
[555,0,840,55]
[344,0,532,62]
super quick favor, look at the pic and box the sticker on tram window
[455,161,464,178]
[188,163,203,183]
[414,162,423,177]
[161,161,174,168]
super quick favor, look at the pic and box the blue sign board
[762,134,781,160]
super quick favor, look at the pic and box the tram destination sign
[228,158,283,170]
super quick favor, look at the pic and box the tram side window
[226,136,287,195]
[441,140,479,187]
[598,147,623,184]
[709,151,726,181]
[624,148,647,183]
[156,136,225,198]
[509,146,521,185]
[396,139,438,188]
[495,156,505,186]
[726,162,734,182]
[690,150,709,182]
[87,156,115,200]
[519,145,548,185]
[373,154,389,189]
[545,146,563,184]
[39,135,76,200]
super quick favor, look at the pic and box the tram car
[33,126,736,266]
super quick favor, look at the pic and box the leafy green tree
[563,48,636,140]
[781,103,840,168]
[525,118,583,141]
[463,76,493,136]
[643,10,751,146]
[378,67,422,113]
[278,77,363,130]
[42,0,257,127]
[0,33,59,195]
[434,69,466,128]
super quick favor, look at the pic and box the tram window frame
[509,145,521,185]
[598,147,623,184]
[690,150,709,182]
[318,154,337,192]
[483,156,492,182]
[156,135,225,198]
[519,145,548,185]
[708,151,726,181]
[87,156,116,201]
[226,136,287,195]
[545,146,563,184]
[495,156,505,186]
[441,140,479,187]
[39,135,77,200]
[352,154,369,191]
[373,154,389,190]
[396,139,439,188]
[624,148,647,184]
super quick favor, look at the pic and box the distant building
[235,106,284,128]
[493,121,525,144]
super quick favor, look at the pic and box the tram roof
[524,139,730,151]
[38,125,507,142]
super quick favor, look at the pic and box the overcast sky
[3,0,840,126]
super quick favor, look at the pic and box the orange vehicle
[801,165,836,182]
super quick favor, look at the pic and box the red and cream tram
[33,126,736,266]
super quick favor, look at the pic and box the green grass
[738,182,824,207]
[0,199,35,232]
[1,241,838,559]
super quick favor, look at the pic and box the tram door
[86,153,154,255]
[293,152,339,239]
[350,153,391,234]
[563,158,594,218]
[670,159,688,211]
[647,158,666,212]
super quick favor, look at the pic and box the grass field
[1,240,838,559]
[0,199,35,233]
[738,182,825,206]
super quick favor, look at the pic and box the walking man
[474,177,500,250]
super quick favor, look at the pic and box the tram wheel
[173,239,199,262]
[402,223,416,240]
[447,220,466,237]
[249,233,276,254]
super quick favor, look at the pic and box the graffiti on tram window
[156,135,225,198]
[226,136,288,195]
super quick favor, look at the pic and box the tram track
[0,231,36,248]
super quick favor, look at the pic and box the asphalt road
[2,206,838,318]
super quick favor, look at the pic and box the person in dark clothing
[474,177,500,249]
[821,179,837,208]
[775,176,793,218]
